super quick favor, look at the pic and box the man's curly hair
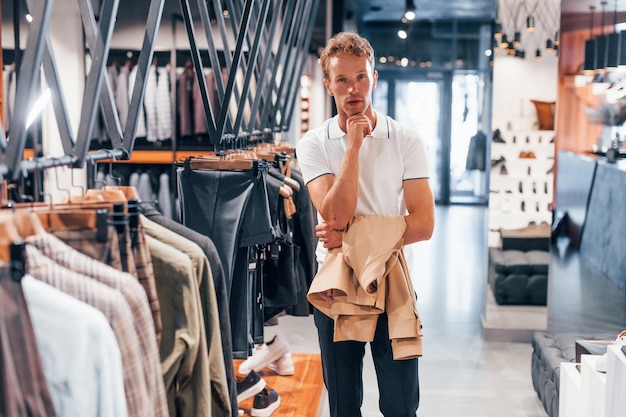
[319,32,375,79]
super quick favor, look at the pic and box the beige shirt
[147,235,212,417]
[142,215,230,417]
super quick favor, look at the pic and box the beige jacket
[307,215,423,360]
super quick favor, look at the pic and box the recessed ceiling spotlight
[404,0,416,21]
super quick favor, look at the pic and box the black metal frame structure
[0,0,318,183]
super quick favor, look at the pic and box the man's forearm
[318,147,360,230]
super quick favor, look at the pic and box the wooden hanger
[12,210,47,238]
[84,188,128,204]
[11,193,112,232]
[185,157,258,171]
[103,185,140,201]
[34,209,105,231]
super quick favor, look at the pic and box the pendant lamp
[595,1,609,71]
[606,1,620,69]
[583,6,597,74]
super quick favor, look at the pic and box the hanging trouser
[262,173,299,320]
[177,165,274,358]
[287,168,319,316]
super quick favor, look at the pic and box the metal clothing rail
[0,0,319,182]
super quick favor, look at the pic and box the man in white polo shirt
[296,32,435,417]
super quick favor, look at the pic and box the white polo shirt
[296,110,430,217]
[296,110,430,264]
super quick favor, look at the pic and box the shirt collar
[326,110,390,140]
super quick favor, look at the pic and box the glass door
[374,71,489,205]
[449,72,489,204]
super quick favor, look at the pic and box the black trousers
[313,308,420,417]
[177,167,274,358]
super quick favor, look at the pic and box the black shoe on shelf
[251,387,281,417]
[492,128,506,143]
[491,155,506,167]
[237,370,266,403]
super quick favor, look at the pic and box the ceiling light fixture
[398,28,408,39]
[404,0,416,21]
[595,1,609,71]
[496,0,559,60]
[583,5,597,74]
[605,0,619,69]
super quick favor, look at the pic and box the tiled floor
[277,205,549,417]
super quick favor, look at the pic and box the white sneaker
[239,334,290,375]
[267,352,295,376]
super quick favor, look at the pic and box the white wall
[491,50,558,132]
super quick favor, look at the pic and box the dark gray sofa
[488,248,549,305]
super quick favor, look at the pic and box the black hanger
[9,240,26,281]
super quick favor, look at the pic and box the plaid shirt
[49,223,163,345]
[142,215,231,417]
[146,235,213,417]
[27,233,169,417]
[130,217,163,346]
[25,246,153,417]
[48,225,123,271]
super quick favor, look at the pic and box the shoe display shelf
[488,130,555,247]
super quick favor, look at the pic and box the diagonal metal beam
[232,0,285,135]
[4,0,55,180]
[215,0,255,141]
[121,0,166,155]
[222,0,263,119]
[231,0,272,134]
[40,34,77,152]
[246,11,277,132]
[80,0,124,149]
[72,0,120,166]
[259,0,306,132]
[194,0,232,134]
[271,0,312,131]
[248,0,296,132]
[281,0,319,130]
[179,0,219,139]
